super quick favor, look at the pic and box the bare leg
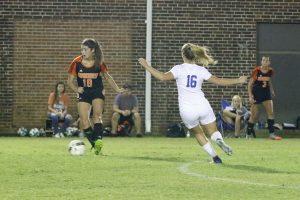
[91,99,104,124]
[262,100,274,119]
[234,115,242,137]
[133,112,142,135]
[249,104,260,124]
[247,104,260,138]
[189,125,217,158]
[190,125,209,146]
[223,110,236,124]
[111,112,120,134]
[78,102,92,129]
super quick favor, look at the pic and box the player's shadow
[124,155,187,163]
[222,163,300,174]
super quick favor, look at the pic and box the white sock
[202,142,217,157]
[210,131,223,142]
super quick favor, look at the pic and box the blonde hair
[181,43,217,66]
[231,95,242,109]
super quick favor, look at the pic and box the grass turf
[0,136,300,200]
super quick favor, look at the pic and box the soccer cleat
[273,136,282,140]
[216,139,233,156]
[94,139,103,155]
[212,155,222,164]
[269,133,282,140]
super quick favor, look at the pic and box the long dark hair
[54,82,65,103]
[81,38,104,70]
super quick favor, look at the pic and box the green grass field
[1,136,300,200]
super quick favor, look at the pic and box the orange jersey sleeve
[48,92,55,105]
[251,66,260,80]
[67,56,82,76]
[61,93,70,107]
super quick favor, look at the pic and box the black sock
[84,127,95,147]
[94,123,103,140]
[267,119,275,134]
[247,122,254,135]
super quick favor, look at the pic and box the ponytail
[191,45,217,66]
[82,38,104,70]
[182,43,217,66]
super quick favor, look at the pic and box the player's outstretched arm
[207,75,247,86]
[138,58,174,81]
[103,72,123,93]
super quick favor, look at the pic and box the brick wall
[1,0,299,134]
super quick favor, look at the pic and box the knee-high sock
[203,142,217,157]
[247,122,255,135]
[210,131,223,142]
[267,119,275,134]
[94,123,103,140]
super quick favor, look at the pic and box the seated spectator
[47,82,72,138]
[111,83,142,137]
[222,95,250,138]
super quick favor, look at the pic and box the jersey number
[83,79,93,87]
[262,81,267,88]
[186,75,197,88]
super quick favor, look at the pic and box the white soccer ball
[29,128,40,137]
[68,140,85,156]
[39,128,46,137]
[17,127,28,136]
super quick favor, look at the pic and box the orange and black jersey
[251,66,273,90]
[250,66,274,103]
[68,56,108,90]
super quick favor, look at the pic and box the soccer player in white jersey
[138,43,247,164]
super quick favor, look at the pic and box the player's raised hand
[238,76,247,84]
[138,58,149,68]
[118,87,125,93]
[77,87,84,94]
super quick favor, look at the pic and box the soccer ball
[17,127,28,136]
[39,128,46,137]
[29,128,40,137]
[68,140,85,156]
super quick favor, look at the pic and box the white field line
[178,161,300,190]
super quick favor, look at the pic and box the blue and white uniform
[170,63,215,129]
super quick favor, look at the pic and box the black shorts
[78,88,105,104]
[253,88,271,104]
[119,114,134,125]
